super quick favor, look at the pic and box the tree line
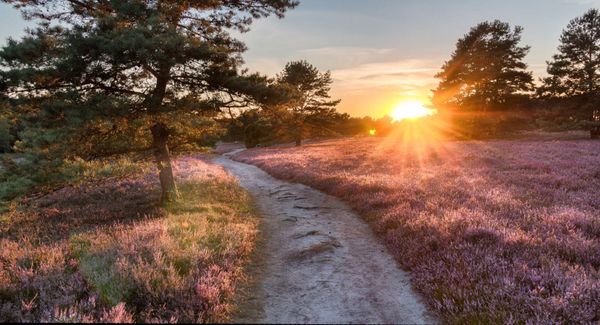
[1,2,600,204]
[433,10,600,139]
[224,8,600,144]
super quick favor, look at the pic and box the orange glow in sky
[390,100,437,121]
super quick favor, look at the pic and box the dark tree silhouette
[538,9,600,139]
[0,0,297,203]
[277,60,341,146]
[0,100,15,153]
[433,20,533,112]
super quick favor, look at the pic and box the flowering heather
[212,142,246,155]
[234,137,600,324]
[0,156,258,323]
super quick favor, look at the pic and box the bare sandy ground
[214,152,436,324]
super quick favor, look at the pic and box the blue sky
[2,0,599,117]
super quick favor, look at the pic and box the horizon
[2,0,599,118]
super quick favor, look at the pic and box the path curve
[214,153,435,324]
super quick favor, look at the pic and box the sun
[390,100,436,122]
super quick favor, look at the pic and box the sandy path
[214,153,435,324]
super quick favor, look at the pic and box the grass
[0,156,259,323]
[0,154,153,212]
[233,135,600,324]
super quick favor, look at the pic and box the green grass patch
[60,156,152,183]
[71,177,259,323]
[0,154,152,211]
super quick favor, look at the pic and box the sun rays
[390,100,437,122]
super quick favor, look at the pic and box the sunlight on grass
[234,137,600,324]
[0,154,152,212]
[69,177,259,323]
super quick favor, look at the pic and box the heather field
[234,137,600,323]
[0,156,258,323]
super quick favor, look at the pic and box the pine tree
[433,20,533,112]
[0,0,297,203]
[276,60,341,146]
[538,9,600,139]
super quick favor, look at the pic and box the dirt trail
[214,152,435,324]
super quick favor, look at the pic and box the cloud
[243,54,444,118]
[243,47,400,74]
[324,59,443,117]
[299,47,395,68]
[331,59,440,92]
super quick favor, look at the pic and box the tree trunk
[244,124,260,148]
[588,104,600,140]
[294,120,303,146]
[151,122,179,204]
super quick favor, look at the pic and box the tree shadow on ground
[2,174,164,244]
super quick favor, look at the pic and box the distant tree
[237,109,271,148]
[538,9,600,139]
[276,60,341,146]
[0,0,297,203]
[328,113,363,136]
[433,20,533,113]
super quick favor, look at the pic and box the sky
[1,0,600,118]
